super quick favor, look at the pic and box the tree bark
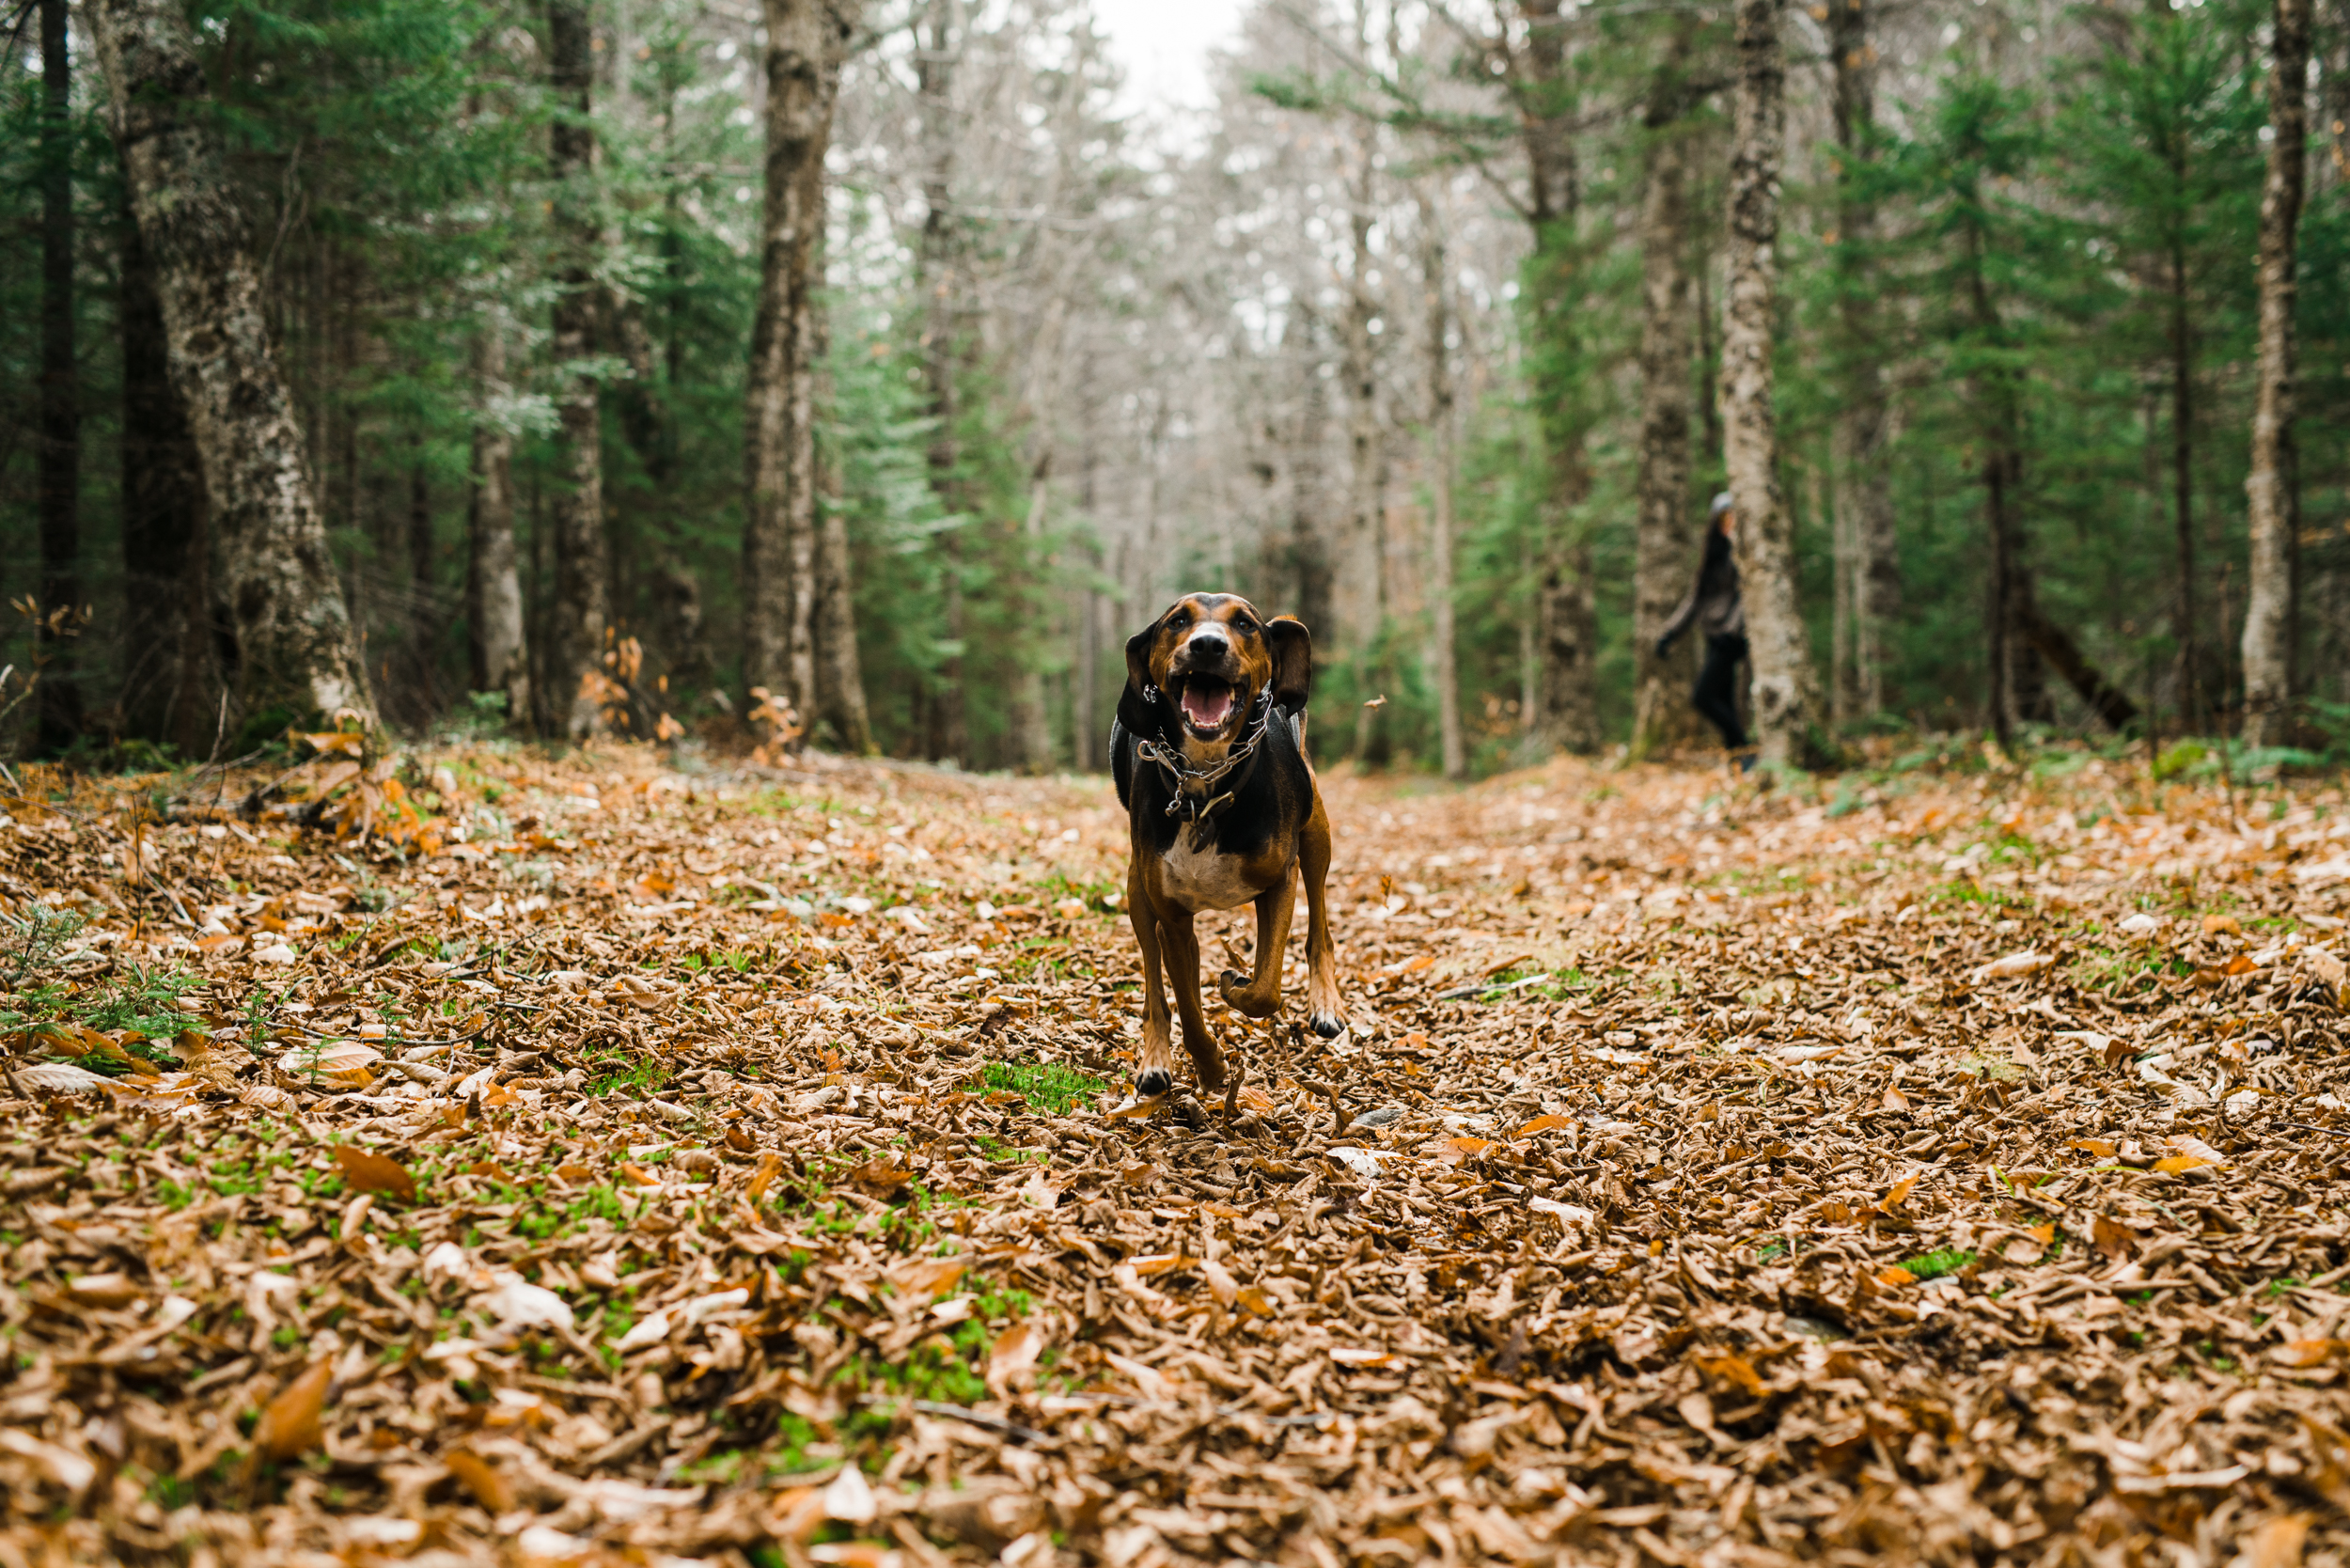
[1290,316,1336,649]
[547,0,610,740]
[744,0,855,747]
[1826,0,1899,720]
[916,0,967,766]
[1418,186,1464,781]
[2326,0,2349,189]
[2240,0,2310,748]
[90,0,374,732]
[1720,0,1824,768]
[1010,467,1056,774]
[1629,32,1700,764]
[2167,196,2198,732]
[1342,34,1387,766]
[2023,608,2139,733]
[119,195,215,752]
[814,479,872,754]
[1517,0,1601,757]
[39,0,83,753]
[468,324,529,729]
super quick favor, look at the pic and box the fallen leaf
[333,1145,418,1202]
[254,1359,335,1461]
[444,1449,516,1513]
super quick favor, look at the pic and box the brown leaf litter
[1,745,2346,1566]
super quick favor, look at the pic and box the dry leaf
[333,1145,417,1202]
[254,1360,335,1461]
[444,1449,516,1513]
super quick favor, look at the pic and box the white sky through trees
[1091,0,1247,118]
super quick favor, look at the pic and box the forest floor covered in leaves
[4,739,2350,1568]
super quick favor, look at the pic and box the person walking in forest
[1656,493,1752,763]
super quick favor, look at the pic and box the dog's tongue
[1182,682,1235,730]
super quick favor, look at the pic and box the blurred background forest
[2,0,2347,777]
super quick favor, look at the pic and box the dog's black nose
[1187,632,1229,662]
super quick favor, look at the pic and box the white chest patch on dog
[1159,825,1260,913]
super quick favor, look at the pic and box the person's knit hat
[1710,491,1734,520]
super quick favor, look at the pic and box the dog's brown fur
[1112,594,1345,1099]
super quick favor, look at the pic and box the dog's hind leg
[1299,796,1348,1039]
[1217,868,1295,1020]
[1129,870,1178,1100]
[1155,907,1227,1094]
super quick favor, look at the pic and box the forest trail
[3,745,2349,1565]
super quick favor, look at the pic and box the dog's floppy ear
[1265,616,1311,713]
[1125,619,1162,697]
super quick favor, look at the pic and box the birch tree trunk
[38,0,82,752]
[468,323,529,729]
[1342,53,1387,766]
[1629,32,1700,764]
[547,0,610,740]
[90,0,374,731]
[1826,0,1899,719]
[744,0,853,739]
[1720,0,1824,769]
[2240,0,2310,749]
[1418,189,1465,782]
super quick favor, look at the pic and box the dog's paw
[1308,1011,1348,1040]
[1217,970,1277,1018]
[1136,1067,1174,1099]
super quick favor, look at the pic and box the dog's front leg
[1128,866,1179,1099]
[1299,797,1348,1039]
[1218,867,1295,1020]
[1155,907,1227,1094]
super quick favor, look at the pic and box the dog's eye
[1233,618,1256,635]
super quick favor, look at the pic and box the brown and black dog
[1112,594,1347,1100]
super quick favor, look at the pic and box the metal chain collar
[1134,685,1273,823]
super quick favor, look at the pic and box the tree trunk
[91,0,374,732]
[467,323,529,729]
[1826,0,1899,720]
[1290,317,1336,647]
[745,0,854,747]
[1720,0,1824,768]
[1517,0,1601,757]
[1628,33,1700,764]
[2023,608,2139,733]
[394,451,437,723]
[547,0,610,740]
[1010,469,1056,773]
[38,0,83,753]
[2326,0,2349,193]
[916,0,966,766]
[814,480,872,754]
[603,293,715,713]
[1418,186,1464,782]
[120,196,215,752]
[1342,52,1386,766]
[2241,0,2310,748]
[2168,230,2198,733]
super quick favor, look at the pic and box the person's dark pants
[1694,633,1749,750]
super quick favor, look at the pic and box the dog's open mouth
[1176,675,1239,738]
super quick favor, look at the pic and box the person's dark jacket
[1657,527,1743,651]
